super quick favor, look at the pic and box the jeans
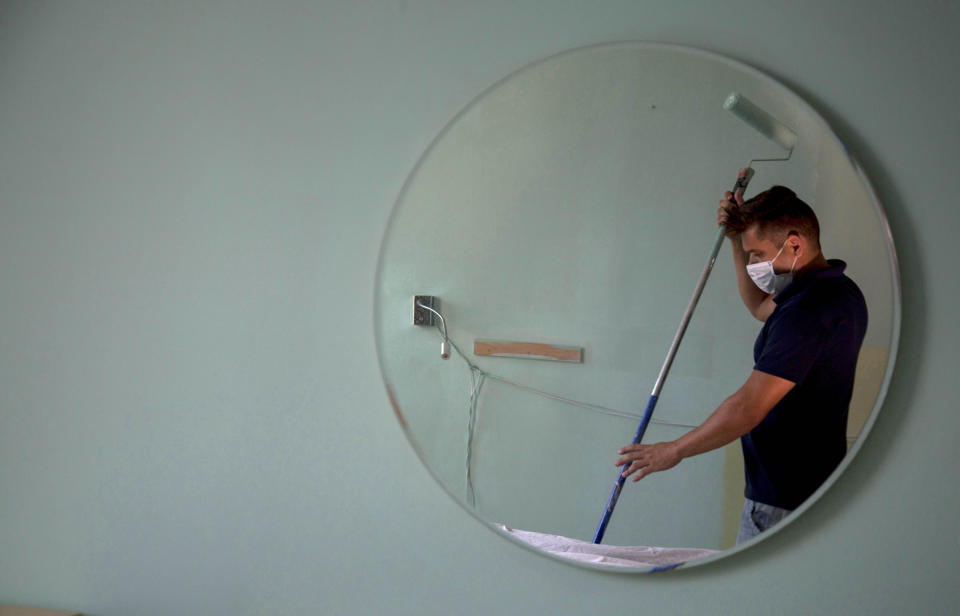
[736,498,793,544]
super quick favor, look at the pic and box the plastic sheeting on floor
[496,524,719,569]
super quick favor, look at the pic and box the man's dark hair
[725,185,820,246]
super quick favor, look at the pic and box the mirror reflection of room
[376,43,898,571]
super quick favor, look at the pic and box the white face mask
[746,242,797,295]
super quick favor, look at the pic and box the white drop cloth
[496,524,719,569]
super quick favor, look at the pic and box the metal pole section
[652,227,726,396]
[593,170,752,544]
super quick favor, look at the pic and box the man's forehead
[740,226,774,252]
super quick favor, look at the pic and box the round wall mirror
[375,42,900,571]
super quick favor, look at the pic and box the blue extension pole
[593,168,754,544]
[593,393,659,544]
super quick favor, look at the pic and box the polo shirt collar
[773,259,847,304]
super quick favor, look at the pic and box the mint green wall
[0,1,956,614]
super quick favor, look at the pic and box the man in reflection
[615,183,867,543]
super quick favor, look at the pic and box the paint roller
[592,92,798,544]
[724,92,798,156]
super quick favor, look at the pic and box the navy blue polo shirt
[741,259,868,510]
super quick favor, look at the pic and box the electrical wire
[436,324,696,428]
[424,323,698,506]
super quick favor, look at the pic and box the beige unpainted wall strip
[473,340,583,363]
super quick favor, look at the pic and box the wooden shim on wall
[473,340,583,363]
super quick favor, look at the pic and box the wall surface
[0,1,957,614]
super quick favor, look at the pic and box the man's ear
[786,231,803,258]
